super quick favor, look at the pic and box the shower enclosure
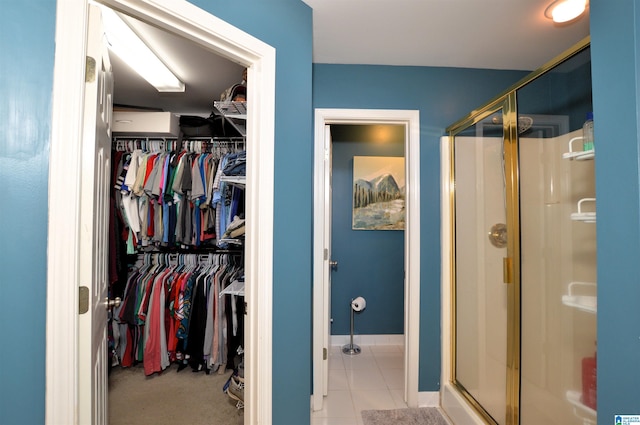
[442,39,596,425]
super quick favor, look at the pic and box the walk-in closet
[100,5,249,424]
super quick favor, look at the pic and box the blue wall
[313,64,528,391]
[591,0,640,421]
[0,2,54,424]
[517,55,593,131]
[330,125,405,335]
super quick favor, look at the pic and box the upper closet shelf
[563,136,594,161]
[214,101,246,118]
[112,111,180,137]
[213,101,247,137]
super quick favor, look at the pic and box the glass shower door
[517,45,596,425]
[452,108,511,425]
[446,39,593,425]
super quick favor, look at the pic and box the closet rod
[134,250,243,256]
[113,137,245,152]
[112,136,245,141]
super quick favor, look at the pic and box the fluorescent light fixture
[545,0,587,23]
[100,6,185,92]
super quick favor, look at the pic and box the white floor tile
[390,389,408,409]
[346,367,387,390]
[380,368,404,390]
[342,355,378,370]
[372,352,404,370]
[330,345,344,355]
[350,389,397,413]
[329,368,349,390]
[369,344,402,354]
[329,351,345,370]
[312,390,356,418]
[311,416,359,425]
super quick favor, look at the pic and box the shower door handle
[503,257,513,284]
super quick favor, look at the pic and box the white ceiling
[112,12,246,116]
[112,0,590,116]
[303,0,590,70]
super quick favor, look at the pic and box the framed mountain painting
[352,156,405,230]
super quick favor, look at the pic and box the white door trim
[312,109,421,409]
[46,1,275,424]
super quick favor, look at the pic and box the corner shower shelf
[562,282,597,314]
[563,136,595,161]
[566,390,596,425]
[571,198,596,223]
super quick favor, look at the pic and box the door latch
[79,286,89,315]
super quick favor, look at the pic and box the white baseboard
[331,334,404,347]
[418,391,440,407]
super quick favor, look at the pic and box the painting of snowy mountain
[352,156,405,230]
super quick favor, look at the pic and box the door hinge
[324,248,328,261]
[323,347,328,360]
[503,257,513,284]
[244,301,248,315]
[79,286,89,314]
[86,56,96,83]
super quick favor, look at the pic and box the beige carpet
[109,364,243,425]
[361,408,450,425]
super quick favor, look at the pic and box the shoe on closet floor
[226,375,244,403]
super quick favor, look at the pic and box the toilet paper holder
[342,297,366,355]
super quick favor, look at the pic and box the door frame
[312,108,421,409]
[46,1,275,424]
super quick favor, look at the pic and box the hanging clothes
[109,138,246,376]
[111,139,245,253]
[111,253,244,376]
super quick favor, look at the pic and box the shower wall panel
[519,129,597,425]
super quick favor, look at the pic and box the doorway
[312,109,421,413]
[46,1,275,424]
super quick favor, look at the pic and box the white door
[78,5,114,424]
[313,125,333,411]
[322,125,334,398]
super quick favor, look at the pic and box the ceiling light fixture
[100,6,185,92]
[545,0,587,23]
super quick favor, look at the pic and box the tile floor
[311,344,406,425]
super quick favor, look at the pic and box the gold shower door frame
[446,37,591,425]
[448,93,520,425]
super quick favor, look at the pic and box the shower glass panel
[453,112,507,425]
[516,46,596,425]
